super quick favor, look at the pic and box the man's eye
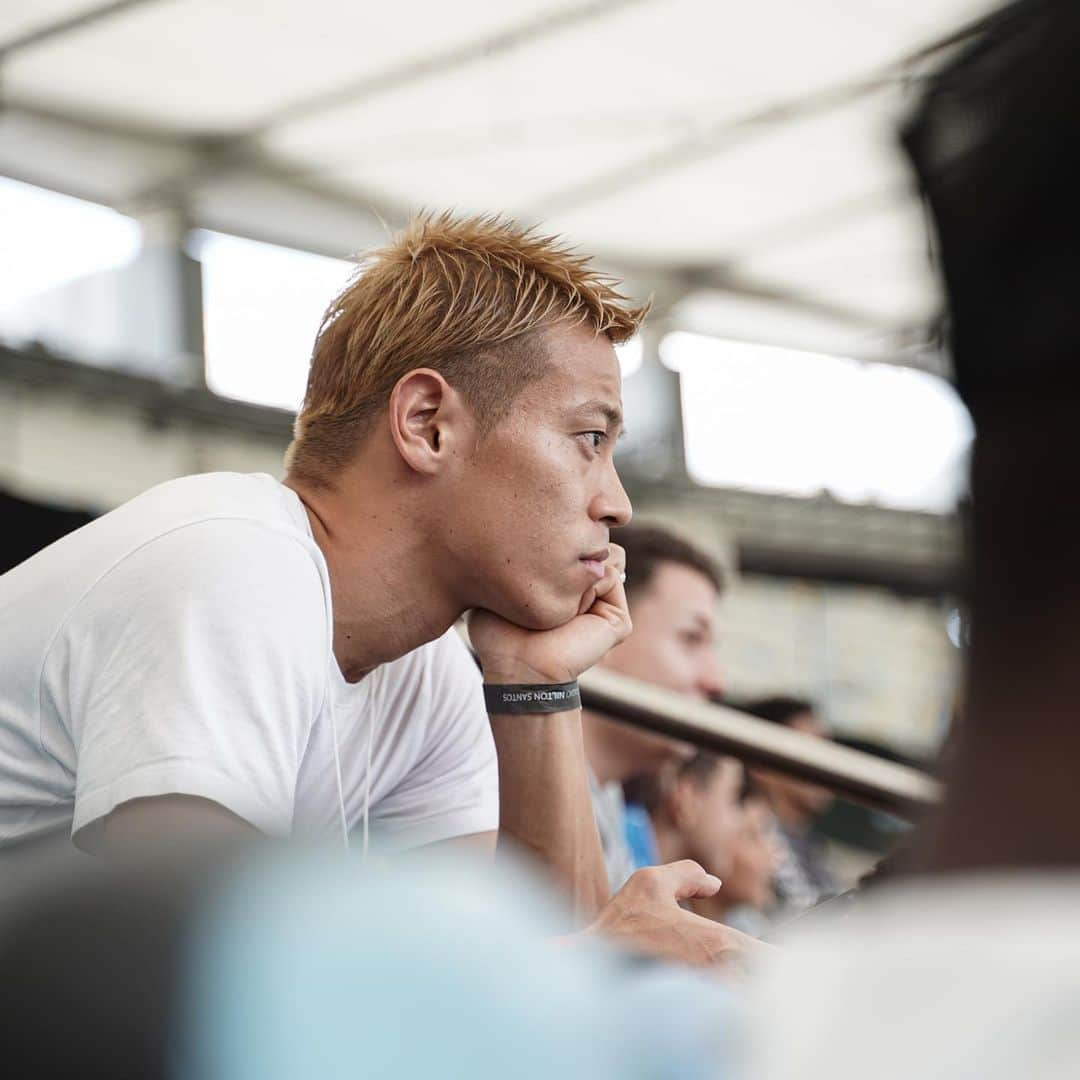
[580,431,607,450]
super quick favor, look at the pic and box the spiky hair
[286,212,648,483]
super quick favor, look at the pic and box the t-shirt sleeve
[51,519,330,850]
[370,629,498,851]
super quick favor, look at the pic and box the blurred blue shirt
[178,848,738,1080]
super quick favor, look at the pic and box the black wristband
[483,681,581,715]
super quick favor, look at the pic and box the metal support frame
[0,342,294,440]
[615,319,687,483]
[247,0,658,136]
[0,0,164,60]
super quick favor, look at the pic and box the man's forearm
[489,709,609,923]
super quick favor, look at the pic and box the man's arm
[469,545,629,924]
[422,830,498,857]
[488,708,608,920]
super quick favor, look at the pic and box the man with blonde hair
[0,214,749,964]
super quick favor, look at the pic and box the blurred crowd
[581,523,850,942]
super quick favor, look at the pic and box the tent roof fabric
[0,0,997,363]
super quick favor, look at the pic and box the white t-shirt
[0,472,497,852]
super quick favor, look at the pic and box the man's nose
[698,653,725,700]
[594,460,632,527]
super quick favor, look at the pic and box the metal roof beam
[610,255,903,332]
[0,0,164,60]
[525,11,992,218]
[245,0,656,138]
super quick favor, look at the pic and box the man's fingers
[650,859,723,901]
[592,544,629,615]
[608,542,626,574]
[582,544,630,633]
[577,585,598,616]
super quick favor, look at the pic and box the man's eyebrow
[576,400,624,431]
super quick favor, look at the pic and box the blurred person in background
[628,757,779,938]
[712,793,779,937]
[580,524,727,890]
[742,695,838,916]
[625,753,743,880]
[684,784,780,939]
[748,2,1080,1075]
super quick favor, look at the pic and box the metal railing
[580,666,941,818]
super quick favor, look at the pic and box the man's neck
[285,465,461,682]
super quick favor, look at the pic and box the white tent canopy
[0,0,996,366]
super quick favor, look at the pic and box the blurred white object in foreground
[746,874,1080,1079]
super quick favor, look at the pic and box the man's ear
[388,368,471,475]
[668,779,699,831]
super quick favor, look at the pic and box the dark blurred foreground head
[903,0,1080,873]
[0,845,226,1079]
[744,9,1080,1070]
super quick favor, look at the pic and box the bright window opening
[616,337,643,378]
[661,331,973,513]
[0,177,141,349]
[195,230,354,410]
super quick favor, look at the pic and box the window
[661,331,973,513]
[0,177,141,354]
[195,230,354,410]
[616,337,643,377]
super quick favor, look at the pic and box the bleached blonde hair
[285,212,648,485]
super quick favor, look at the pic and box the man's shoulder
[124,471,304,532]
[102,473,327,601]
[6,472,306,572]
[1,472,327,647]
[84,471,316,572]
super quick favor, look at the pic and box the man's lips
[579,548,609,580]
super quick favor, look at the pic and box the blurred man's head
[744,696,834,827]
[286,213,646,630]
[639,752,745,880]
[584,525,725,783]
[722,794,778,911]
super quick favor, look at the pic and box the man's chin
[514,596,580,632]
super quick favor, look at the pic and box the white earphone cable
[362,713,373,858]
[329,705,349,850]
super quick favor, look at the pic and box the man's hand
[583,860,767,972]
[469,544,631,684]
